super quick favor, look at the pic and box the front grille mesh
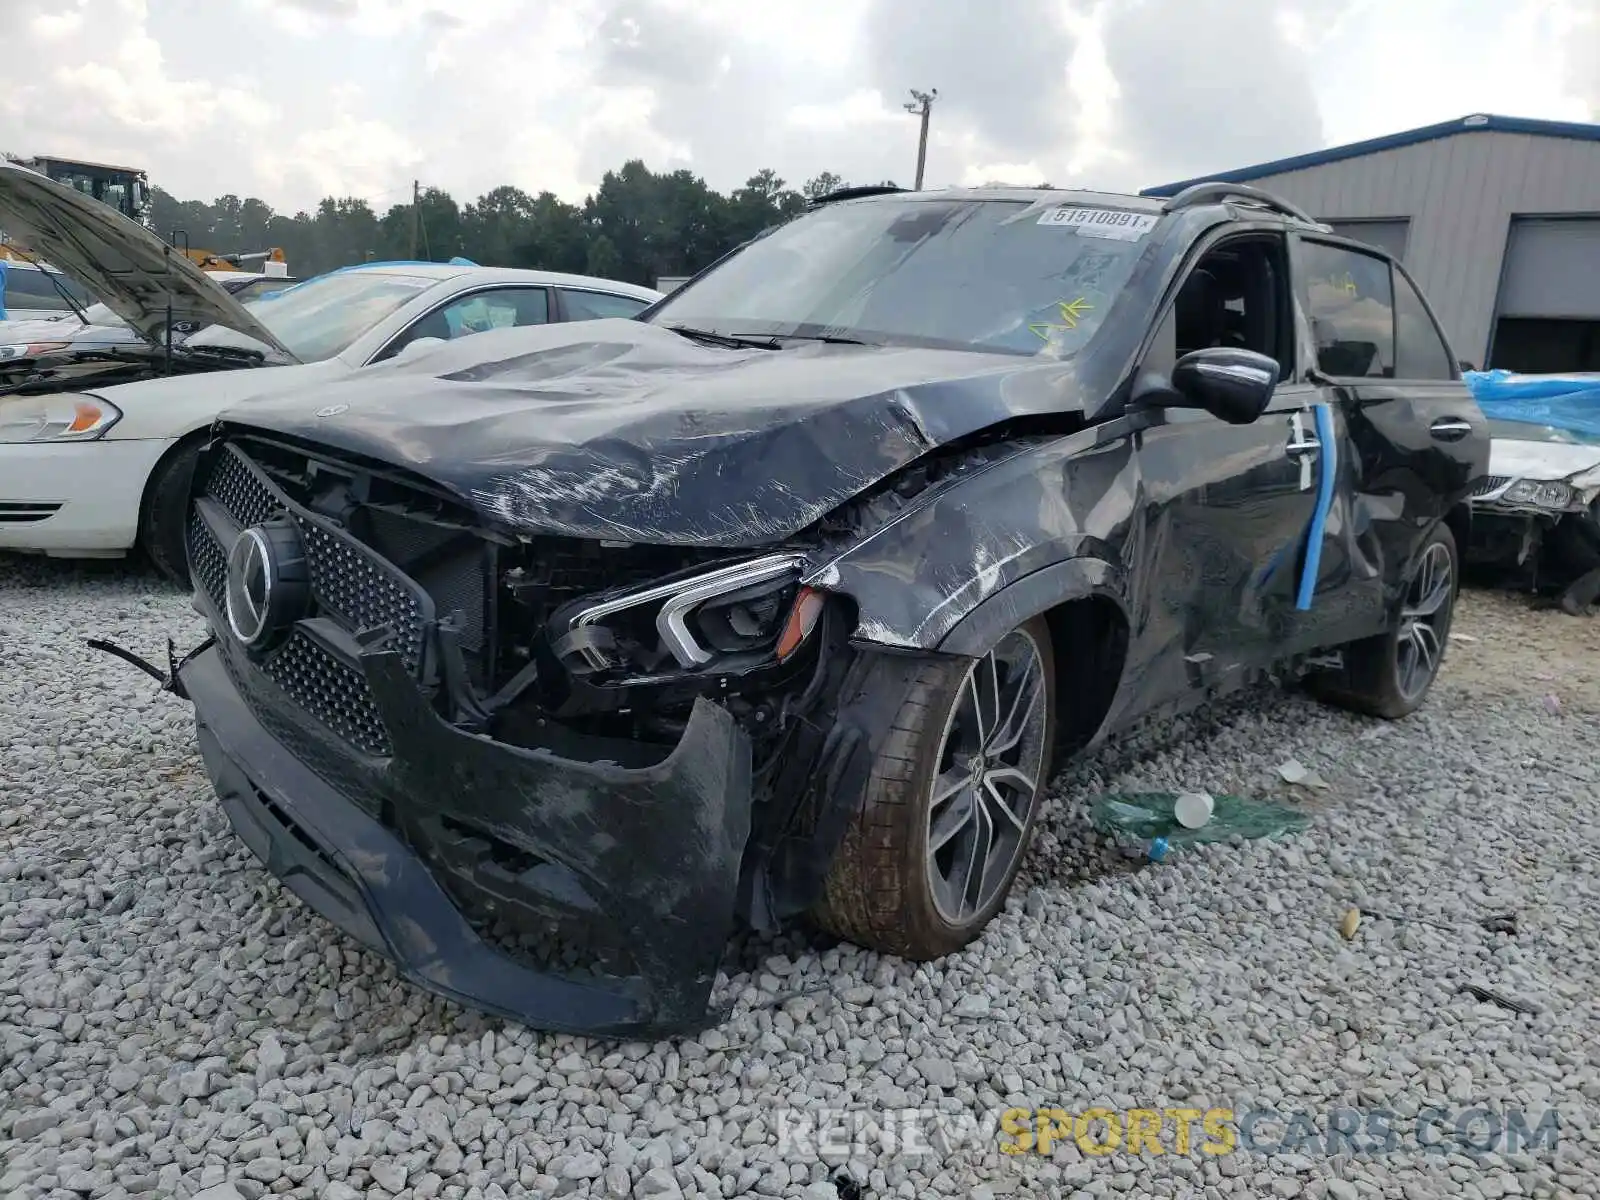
[296,519,426,669]
[208,448,280,526]
[190,511,227,607]
[1471,475,1510,498]
[262,632,393,756]
[190,443,435,758]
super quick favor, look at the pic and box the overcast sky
[6,0,1598,214]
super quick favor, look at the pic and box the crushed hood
[221,319,1085,546]
[0,160,296,361]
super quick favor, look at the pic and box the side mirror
[1132,347,1280,425]
[395,335,446,361]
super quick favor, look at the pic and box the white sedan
[0,160,660,580]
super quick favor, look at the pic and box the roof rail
[1160,181,1323,227]
[808,184,909,206]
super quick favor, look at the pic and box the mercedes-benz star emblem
[224,520,310,650]
[315,403,348,417]
[225,529,275,646]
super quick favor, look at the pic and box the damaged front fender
[806,421,1140,651]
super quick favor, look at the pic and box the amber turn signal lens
[775,586,825,661]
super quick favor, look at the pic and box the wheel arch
[936,558,1132,757]
[1443,501,1472,560]
[134,422,215,558]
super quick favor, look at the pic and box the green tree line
[150,163,875,284]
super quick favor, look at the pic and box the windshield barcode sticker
[1038,206,1159,240]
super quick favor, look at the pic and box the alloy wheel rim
[926,628,1050,925]
[1395,541,1453,700]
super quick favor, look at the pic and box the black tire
[1309,522,1460,720]
[139,439,202,585]
[813,616,1056,960]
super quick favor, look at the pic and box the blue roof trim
[1141,113,1600,197]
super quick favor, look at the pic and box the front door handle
[1286,410,1320,458]
[1430,416,1474,442]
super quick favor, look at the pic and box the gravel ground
[3,554,1598,1200]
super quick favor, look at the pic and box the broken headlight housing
[559,553,826,676]
[1503,479,1577,510]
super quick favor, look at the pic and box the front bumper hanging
[156,633,753,1038]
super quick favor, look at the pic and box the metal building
[1142,114,1600,372]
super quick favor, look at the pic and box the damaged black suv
[159,183,1487,1036]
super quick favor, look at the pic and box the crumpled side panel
[808,424,1141,650]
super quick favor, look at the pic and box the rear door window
[1392,267,1456,380]
[559,289,651,321]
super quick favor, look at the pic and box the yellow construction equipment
[178,247,292,277]
[7,154,149,223]
[2,153,291,276]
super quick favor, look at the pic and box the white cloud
[4,0,1596,217]
[30,9,87,39]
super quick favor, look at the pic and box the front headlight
[0,393,122,443]
[0,342,71,362]
[563,553,825,674]
[1503,479,1576,509]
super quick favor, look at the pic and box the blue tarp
[1464,370,1600,440]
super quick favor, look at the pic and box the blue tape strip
[1295,402,1338,612]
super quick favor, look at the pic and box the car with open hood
[0,158,660,578]
[136,182,1488,1038]
[0,270,301,374]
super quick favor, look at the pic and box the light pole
[904,88,937,190]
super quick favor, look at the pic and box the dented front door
[1127,381,1326,706]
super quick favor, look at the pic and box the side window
[380,287,550,361]
[1299,241,1395,378]
[1392,268,1455,380]
[4,270,72,309]
[1148,234,1294,379]
[437,287,549,336]
[560,289,650,321]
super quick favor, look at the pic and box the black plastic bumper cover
[181,643,752,1038]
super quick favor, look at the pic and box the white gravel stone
[3,562,1598,1200]
[635,1167,684,1198]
